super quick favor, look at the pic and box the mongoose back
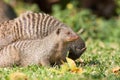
[0,11,86,60]
[0,0,17,23]
[0,27,79,67]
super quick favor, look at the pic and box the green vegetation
[0,0,120,80]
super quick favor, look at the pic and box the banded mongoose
[0,11,86,60]
[0,27,79,67]
[0,0,17,23]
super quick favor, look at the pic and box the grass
[1,1,120,80]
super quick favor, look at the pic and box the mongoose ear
[56,28,61,35]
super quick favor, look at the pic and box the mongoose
[0,27,79,67]
[0,0,17,23]
[0,11,86,60]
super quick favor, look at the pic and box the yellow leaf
[9,72,28,80]
[66,57,83,74]
[71,68,83,74]
[66,57,77,70]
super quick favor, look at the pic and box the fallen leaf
[112,66,120,73]
[66,57,77,70]
[71,67,83,74]
[66,57,83,74]
[9,72,28,80]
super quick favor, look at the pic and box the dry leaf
[66,57,83,74]
[112,67,120,73]
[71,67,83,74]
[9,72,28,80]
[66,57,77,70]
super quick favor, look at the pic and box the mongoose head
[56,27,79,43]
[55,27,86,60]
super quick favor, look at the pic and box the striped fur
[0,11,86,60]
[14,11,66,39]
[0,12,67,48]
[0,27,78,67]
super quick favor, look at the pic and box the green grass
[1,1,120,80]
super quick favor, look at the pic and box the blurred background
[0,0,120,80]
[0,0,120,48]
[0,0,120,79]
[2,0,119,18]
